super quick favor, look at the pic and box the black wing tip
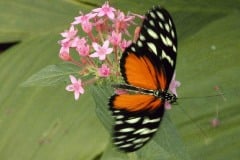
[119,47,136,84]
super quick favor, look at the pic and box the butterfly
[109,6,177,152]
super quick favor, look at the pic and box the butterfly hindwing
[109,95,164,152]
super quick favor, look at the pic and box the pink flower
[211,118,220,127]
[71,37,87,48]
[66,75,84,100]
[76,44,90,57]
[169,72,181,97]
[92,1,116,19]
[81,21,93,33]
[59,46,71,61]
[115,89,128,95]
[119,39,132,51]
[95,18,105,32]
[59,38,72,49]
[98,64,111,77]
[60,25,78,39]
[165,101,172,110]
[90,40,113,60]
[72,12,96,25]
[114,11,135,34]
[109,31,122,46]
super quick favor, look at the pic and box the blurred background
[0,0,239,160]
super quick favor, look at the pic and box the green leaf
[90,85,114,132]
[21,63,80,87]
[0,0,240,160]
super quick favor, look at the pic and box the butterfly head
[153,90,177,104]
[168,93,177,104]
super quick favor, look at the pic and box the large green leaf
[0,0,239,160]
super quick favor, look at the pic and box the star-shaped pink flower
[66,75,84,100]
[60,25,78,40]
[72,12,96,25]
[169,72,181,97]
[109,31,122,46]
[90,40,113,60]
[92,1,116,19]
[98,64,111,77]
[59,46,71,61]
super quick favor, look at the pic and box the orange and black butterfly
[109,6,177,152]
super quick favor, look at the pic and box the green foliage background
[0,0,239,159]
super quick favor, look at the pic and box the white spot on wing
[126,138,136,142]
[160,34,172,46]
[115,115,124,119]
[166,37,173,46]
[142,117,161,124]
[156,11,164,20]
[115,135,127,139]
[126,117,141,124]
[162,50,174,66]
[140,34,145,41]
[134,143,143,149]
[114,141,123,145]
[137,40,143,47]
[119,143,132,148]
[147,42,157,55]
[147,29,159,39]
[169,19,172,27]
[171,30,175,38]
[119,128,135,133]
[133,128,157,135]
[165,23,170,32]
[158,22,164,29]
[133,137,150,144]
[131,46,136,52]
[150,12,156,19]
[113,110,120,113]
[115,120,123,125]
[149,20,155,26]
[173,45,177,52]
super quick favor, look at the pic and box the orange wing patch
[112,94,163,112]
[123,52,167,90]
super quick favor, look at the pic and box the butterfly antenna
[178,85,226,101]
[178,92,224,100]
[176,86,226,143]
[177,105,210,143]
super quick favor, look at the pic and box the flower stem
[114,45,118,64]
[105,56,113,67]
[88,32,96,42]
[86,57,97,67]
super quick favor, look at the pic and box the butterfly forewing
[136,6,177,85]
[109,6,177,152]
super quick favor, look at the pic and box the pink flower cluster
[59,2,138,100]
[59,2,180,102]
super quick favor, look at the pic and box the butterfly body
[112,84,177,103]
[109,6,177,152]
